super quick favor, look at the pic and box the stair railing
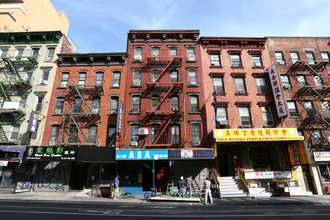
[237,167,250,196]
[210,168,221,198]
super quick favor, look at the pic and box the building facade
[266,37,330,195]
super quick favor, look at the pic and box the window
[110,96,119,114]
[151,70,159,82]
[49,125,59,145]
[297,75,306,88]
[10,125,20,140]
[60,72,69,87]
[188,69,197,86]
[78,72,86,86]
[150,124,160,144]
[231,54,242,67]
[261,107,274,126]
[171,124,180,145]
[55,97,65,114]
[305,51,316,64]
[213,77,224,93]
[191,123,201,145]
[88,126,97,143]
[35,95,44,112]
[68,125,78,143]
[106,126,116,146]
[19,95,27,110]
[152,47,160,60]
[275,52,285,65]
[134,47,143,61]
[46,47,55,61]
[25,71,33,83]
[15,48,24,60]
[131,96,141,112]
[91,97,100,113]
[132,70,142,86]
[112,71,121,87]
[319,164,330,182]
[190,95,199,113]
[41,70,49,84]
[321,101,330,115]
[217,106,228,125]
[170,96,179,111]
[304,101,314,117]
[151,95,159,110]
[321,52,329,61]
[130,124,139,144]
[73,97,82,113]
[251,54,262,67]
[312,129,322,145]
[314,75,323,89]
[234,77,246,94]
[290,52,299,64]
[186,47,195,61]
[280,75,291,89]
[0,49,8,57]
[256,77,268,94]
[32,48,39,59]
[95,72,103,85]
[8,72,16,81]
[239,106,252,126]
[287,101,298,117]
[169,47,177,58]
[170,70,178,82]
[210,54,220,66]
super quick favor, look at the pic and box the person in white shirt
[204,176,213,205]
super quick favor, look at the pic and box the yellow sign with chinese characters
[214,128,304,142]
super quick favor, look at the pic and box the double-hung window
[60,72,69,87]
[305,51,316,64]
[314,75,323,89]
[191,124,201,145]
[256,77,268,94]
[169,47,177,58]
[73,97,82,113]
[25,71,33,84]
[231,54,242,67]
[49,125,59,145]
[95,72,103,85]
[304,101,314,117]
[15,48,24,60]
[88,126,97,143]
[55,97,65,114]
[321,102,330,115]
[91,97,100,113]
[217,106,228,125]
[151,70,159,82]
[41,70,49,84]
[239,106,252,126]
[234,77,246,94]
[261,107,274,126]
[190,95,199,113]
[188,70,197,86]
[297,75,306,88]
[130,124,139,144]
[151,96,159,111]
[171,125,180,145]
[186,47,195,61]
[210,54,220,66]
[170,70,178,82]
[287,101,298,117]
[281,75,292,89]
[10,125,20,140]
[134,47,143,61]
[152,47,160,60]
[312,129,322,145]
[112,71,121,87]
[46,47,55,61]
[110,97,119,114]
[321,52,329,61]
[78,72,86,86]
[133,70,142,86]
[290,52,299,64]
[69,125,78,143]
[150,124,160,144]
[275,52,285,65]
[213,77,224,93]
[170,96,179,111]
[251,54,262,67]
[131,96,141,112]
[35,95,44,112]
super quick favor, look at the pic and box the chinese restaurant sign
[214,128,304,142]
[115,149,168,160]
[168,149,214,160]
[288,142,309,165]
[24,146,77,161]
[245,171,292,180]
[268,65,288,118]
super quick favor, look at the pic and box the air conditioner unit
[131,107,139,112]
[138,128,149,135]
[219,119,228,125]
[192,140,201,146]
[132,79,141,86]
[171,106,179,111]
[254,62,262,67]
[130,141,138,147]
[134,55,142,61]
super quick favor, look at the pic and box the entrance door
[302,165,315,194]
[218,152,233,176]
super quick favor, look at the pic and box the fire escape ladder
[152,114,175,145]
[0,125,9,143]
[0,82,10,101]
[154,59,174,82]
[70,115,88,143]
[73,86,92,113]
[3,58,23,81]
[154,85,175,111]
[306,87,329,105]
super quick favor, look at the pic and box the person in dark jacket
[177,176,186,198]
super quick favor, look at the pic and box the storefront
[213,128,311,195]
[314,151,330,195]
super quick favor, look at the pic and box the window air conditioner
[134,55,142,61]
[171,106,179,111]
[219,119,228,125]
[138,128,149,135]
[192,140,201,146]
[130,141,138,147]
[254,62,261,67]
[132,107,139,112]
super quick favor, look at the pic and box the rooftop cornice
[200,37,267,49]
[0,31,63,44]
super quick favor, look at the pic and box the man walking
[186,176,193,198]
[204,176,213,204]
[113,175,119,200]
[177,176,186,198]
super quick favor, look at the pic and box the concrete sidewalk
[1,190,330,206]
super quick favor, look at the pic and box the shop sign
[29,112,39,133]
[214,128,304,142]
[267,65,287,118]
[168,149,214,160]
[115,149,168,160]
[313,151,330,162]
[297,142,309,164]
[116,100,123,134]
[245,171,292,179]
[24,146,77,161]
[287,145,296,165]
[15,182,31,193]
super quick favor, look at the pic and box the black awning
[77,146,115,163]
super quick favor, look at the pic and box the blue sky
[52,0,330,53]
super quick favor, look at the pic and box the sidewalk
[1,190,330,206]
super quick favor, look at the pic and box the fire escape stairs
[70,115,88,143]
[0,125,9,143]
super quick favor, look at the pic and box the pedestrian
[186,176,193,198]
[177,176,186,198]
[204,176,213,205]
[113,175,119,200]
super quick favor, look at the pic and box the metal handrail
[237,167,250,196]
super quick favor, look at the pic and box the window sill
[263,125,275,128]
[110,86,120,89]
[238,125,254,128]
[44,59,53,62]
[57,86,68,89]
[235,92,248,96]
[289,116,300,119]
[256,93,268,96]
[187,84,199,87]
[252,66,265,69]
[108,112,118,116]
[129,111,141,115]
[131,84,142,88]
[52,113,62,116]
[132,60,143,63]
[210,65,223,69]
[231,66,244,69]
[186,60,197,63]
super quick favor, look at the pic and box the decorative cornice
[200,37,267,50]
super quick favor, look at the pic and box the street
[0,201,330,219]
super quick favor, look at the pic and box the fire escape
[0,54,37,144]
[141,51,184,148]
[58,77,103,146]
[288,58,330,149]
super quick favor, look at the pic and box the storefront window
[319,164,330,182]
[248,147,287,171]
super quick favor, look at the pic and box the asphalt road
[1,201,330,220]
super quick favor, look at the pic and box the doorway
[218,152,234,176]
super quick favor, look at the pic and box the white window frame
[134,47,143,61]
[234,77,246,93]
[46,47,55,61]
[40,70,50,84]
[239,106,252,126]
[186,47,196,61]
[112,71,121,87]
[256,77,268,93]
